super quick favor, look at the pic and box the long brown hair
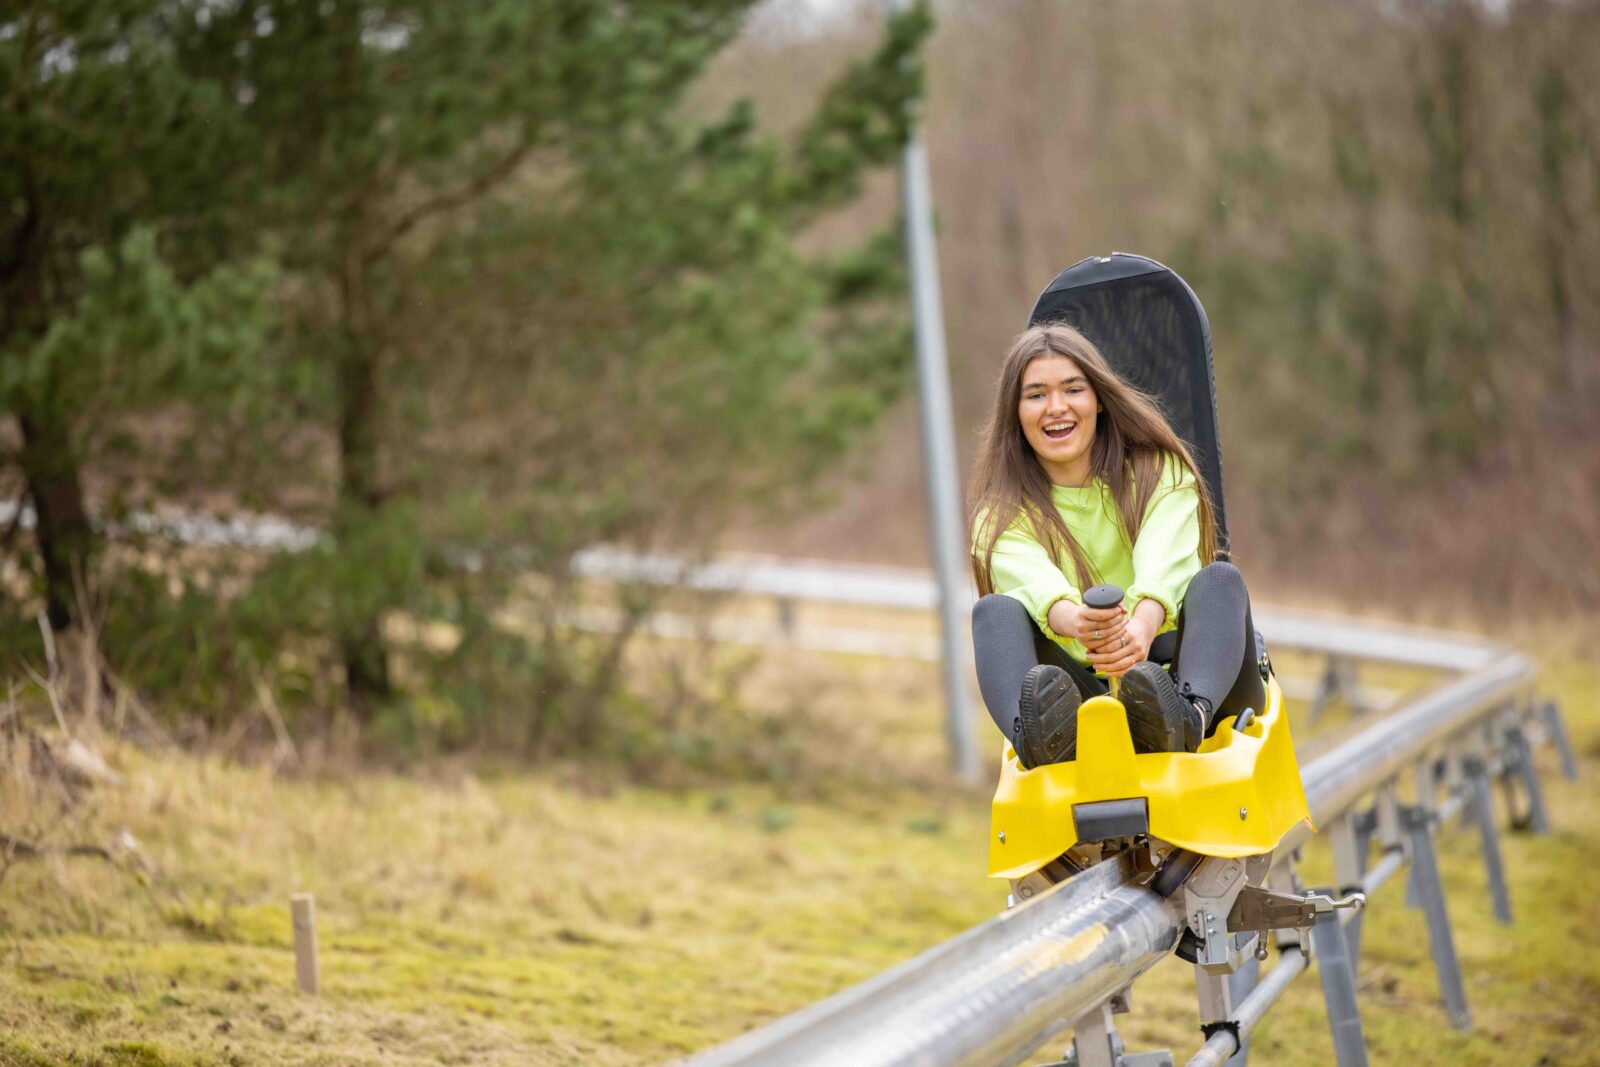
[969,323,1221,595]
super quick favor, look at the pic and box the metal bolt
[997,831,1006,844]
[1239,807,1248,820]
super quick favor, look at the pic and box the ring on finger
[1091,631,1103,640]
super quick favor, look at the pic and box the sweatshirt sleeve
[981,514,1082,649]
[1126,457,1203,633]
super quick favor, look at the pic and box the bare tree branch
[0,832,111,861]
[364,133,537,265]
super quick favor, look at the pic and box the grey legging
[971,561,1265,741]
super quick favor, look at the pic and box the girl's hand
[1085,603,1159,677]
[1049,598,1127,651]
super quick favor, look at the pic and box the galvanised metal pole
[889,0,980,784]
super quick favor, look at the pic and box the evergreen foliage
[2,0,932,755]
[1,0,284,631]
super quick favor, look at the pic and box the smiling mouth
[1043,421,1076,441]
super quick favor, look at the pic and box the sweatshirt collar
[1050,480,1106,507]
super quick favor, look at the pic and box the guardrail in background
[0,500,1435,715]
[0,486,1490,758]
[685,635,1580,1067]
[0,496,1439,714]
[565,547,1483,719]
[0,493,1504,753]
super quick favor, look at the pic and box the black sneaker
[1013,664,1082,769]
[1118,662,1206,754]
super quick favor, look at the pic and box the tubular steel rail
[687,641,1579,1067]
[569,546,1491,680]
[0,501,1481,707]
[0,500,1504,677]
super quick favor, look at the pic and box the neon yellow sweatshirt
[976,455,1202,666]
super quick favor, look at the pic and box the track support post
[1195,965,1233,1028]
[1399,804,1470,1029]
[1065,1002,1173,1067]
[1311,655,1362,723]
[1502,716,1551,834]
[1542,700,1580,781]
[1464,755,1513,924]
[1329,810,1374,970]
[1310,900,1368,1067]
[1222,956,1260,1066]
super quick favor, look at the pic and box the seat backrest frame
[1027,252,1229,555]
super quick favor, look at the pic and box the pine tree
[5,1,931,738]
[1,2,277,640]
[199,1,929,722]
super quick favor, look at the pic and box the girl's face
[1018,354,1100,485]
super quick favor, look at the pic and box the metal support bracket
[1503,718,1551,834]
[1332,808,1376,969]
[1542,701,1580,781]
[1373,784,1403,850]
[1311,654,1363,723]
[1223,954,1261,1067]
[1311,897,1370,1067]
[1195,965,1233,1025]
[1464,754,1513,924]
[1184,855,1271,974]
[1399,804,1471,1029]
[1192,953,1263,1067]
[1065,1002,1173,1067]
[1415,755,1443,813]
[1228,885,1365,933]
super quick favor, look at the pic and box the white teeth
[1045,422,1074,433]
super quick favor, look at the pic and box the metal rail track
[566,545,1498,672]
[686,646,1578,1067]
[1,498,1469,709]
[0,500,1488,677]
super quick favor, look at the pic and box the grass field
[0,613,1595,1066]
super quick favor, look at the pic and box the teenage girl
[968,323,1266,769]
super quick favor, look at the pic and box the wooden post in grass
[290,893,320,995]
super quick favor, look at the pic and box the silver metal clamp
[1228,885,1366,933]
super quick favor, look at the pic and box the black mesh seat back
[1027,253,1229,553]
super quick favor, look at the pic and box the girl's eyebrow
[1023,375,1088,390]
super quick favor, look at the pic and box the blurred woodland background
[739,0,1600,610]
[3,0,1598,773]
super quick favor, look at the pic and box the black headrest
[1027,253,1228,553]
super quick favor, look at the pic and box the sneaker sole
[1018,665,1081,767]
[1118,666,1201,754]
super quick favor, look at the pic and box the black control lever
[1082,584,1126,696]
